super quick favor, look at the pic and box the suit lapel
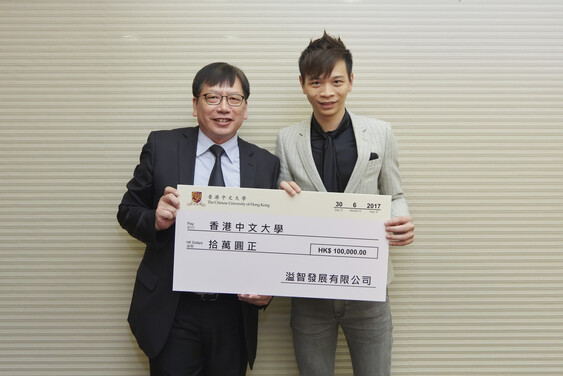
[296,117,327,192]
[345,112,370,193]
[178,127,198,185]
[238,137,256,188]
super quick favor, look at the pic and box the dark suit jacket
[117,126,280,368]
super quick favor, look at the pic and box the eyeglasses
[201,93,245,107]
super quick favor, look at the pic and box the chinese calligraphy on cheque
[173,185,391,301]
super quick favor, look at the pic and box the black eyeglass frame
[200,93,246,107]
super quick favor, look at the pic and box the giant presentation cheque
[173,185,391,301]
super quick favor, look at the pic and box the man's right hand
[280,180,301,197]
[155,186,180,231]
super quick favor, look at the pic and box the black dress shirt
[310,110,358,192]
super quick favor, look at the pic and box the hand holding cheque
[155,186,180,231]
[172,182,393,302]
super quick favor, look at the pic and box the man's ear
[192,97,198,117]
[299,75,306,94]
[349,72,354,92]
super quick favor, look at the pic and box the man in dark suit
[117,62,280,376]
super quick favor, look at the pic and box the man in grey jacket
[276,32,415,376]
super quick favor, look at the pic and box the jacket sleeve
[378,124,410,219]
[117,132,159,246]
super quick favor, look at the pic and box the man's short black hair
[299,31,353,84]
[192,62,250,100]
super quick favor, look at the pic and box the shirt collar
[311,109,351,138]
[196,129,239,162]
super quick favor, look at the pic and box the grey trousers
[290,297,393,376]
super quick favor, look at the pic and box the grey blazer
[275,111,409,284]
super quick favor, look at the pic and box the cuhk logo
[191,191,202,204]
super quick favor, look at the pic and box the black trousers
[149,293,247,376]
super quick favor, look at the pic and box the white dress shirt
[194,130,241,187]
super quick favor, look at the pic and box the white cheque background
[173,185,391,301]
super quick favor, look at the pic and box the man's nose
[320,83,334,96]
[218,96,230,110]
